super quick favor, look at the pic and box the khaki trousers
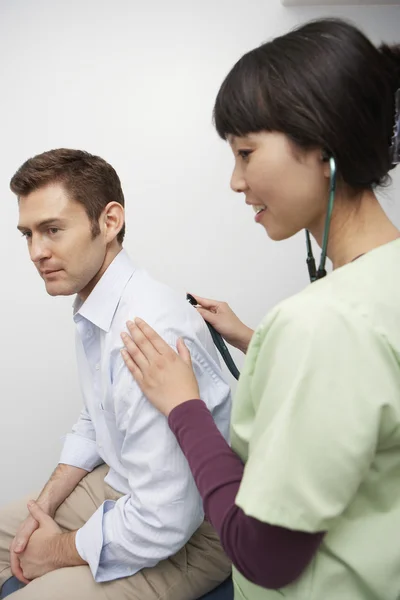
[0,465,231,600]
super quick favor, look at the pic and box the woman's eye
[238,150,252,160]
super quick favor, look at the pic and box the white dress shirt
[59,250,231,582]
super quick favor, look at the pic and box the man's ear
[102,202,125,243]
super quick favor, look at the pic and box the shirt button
[95,364,100,370]
[98,442,102,449]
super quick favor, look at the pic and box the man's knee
[0,494,37,539]
[9,566,103,600]
[0,494,37,588]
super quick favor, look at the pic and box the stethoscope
[186,292,241,380]
[306,156,337,282]
[188,156,337,381]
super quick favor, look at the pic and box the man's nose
[29,236,51,264]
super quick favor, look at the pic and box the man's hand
[19,501,86,581]
[10,514,40,584]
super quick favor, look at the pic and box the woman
[120,18,400,600]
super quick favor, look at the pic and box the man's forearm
[36,464,88,516]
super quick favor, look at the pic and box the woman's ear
[321,149,330,162]
[321,150,332,179]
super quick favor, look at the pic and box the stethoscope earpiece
[306,156,337,283]
[321,149,330,162]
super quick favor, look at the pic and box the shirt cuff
[75,500,112,582]
[59,433,104,472]
[75,500,139,583]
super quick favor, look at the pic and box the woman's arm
[169,400,324,589]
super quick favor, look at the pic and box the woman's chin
[262,223,297,242]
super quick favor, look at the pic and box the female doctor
[121,18,400,600]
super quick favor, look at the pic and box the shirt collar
[73,249,136,332]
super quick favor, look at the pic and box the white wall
[0,0,399,504]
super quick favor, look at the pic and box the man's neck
[79,243,123,302]
[311,190,399,270]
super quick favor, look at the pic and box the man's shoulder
[118,268,182,319]
[107,269,229,391]
[111,268,208,345]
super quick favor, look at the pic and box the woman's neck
[311,189,400,270]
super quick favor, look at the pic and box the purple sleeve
[168,399,324,589]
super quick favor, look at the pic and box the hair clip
[391,88,400,165]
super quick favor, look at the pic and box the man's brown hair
[10,148,126,244]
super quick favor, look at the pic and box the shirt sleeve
[234,296,395,532]
[75,350,213,583]
[59,405,104,472]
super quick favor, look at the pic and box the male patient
[0,149,231,599]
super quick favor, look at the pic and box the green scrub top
[231,239,400,600]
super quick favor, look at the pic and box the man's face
[18,183,108,299]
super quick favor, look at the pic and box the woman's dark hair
[213,18,400,189]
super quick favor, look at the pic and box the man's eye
[21,231,31,239]
[238,150,252,160]
[48,228,60,235]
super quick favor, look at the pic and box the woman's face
[228,132,331,242]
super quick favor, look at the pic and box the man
[0,149,232,599]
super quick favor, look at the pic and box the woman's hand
[190,294,254,354]
[121,318,200,417]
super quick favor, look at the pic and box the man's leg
[9,520,230,600]
[1,462,230,600]
[0,464,110,590]
[0,493,37,589]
